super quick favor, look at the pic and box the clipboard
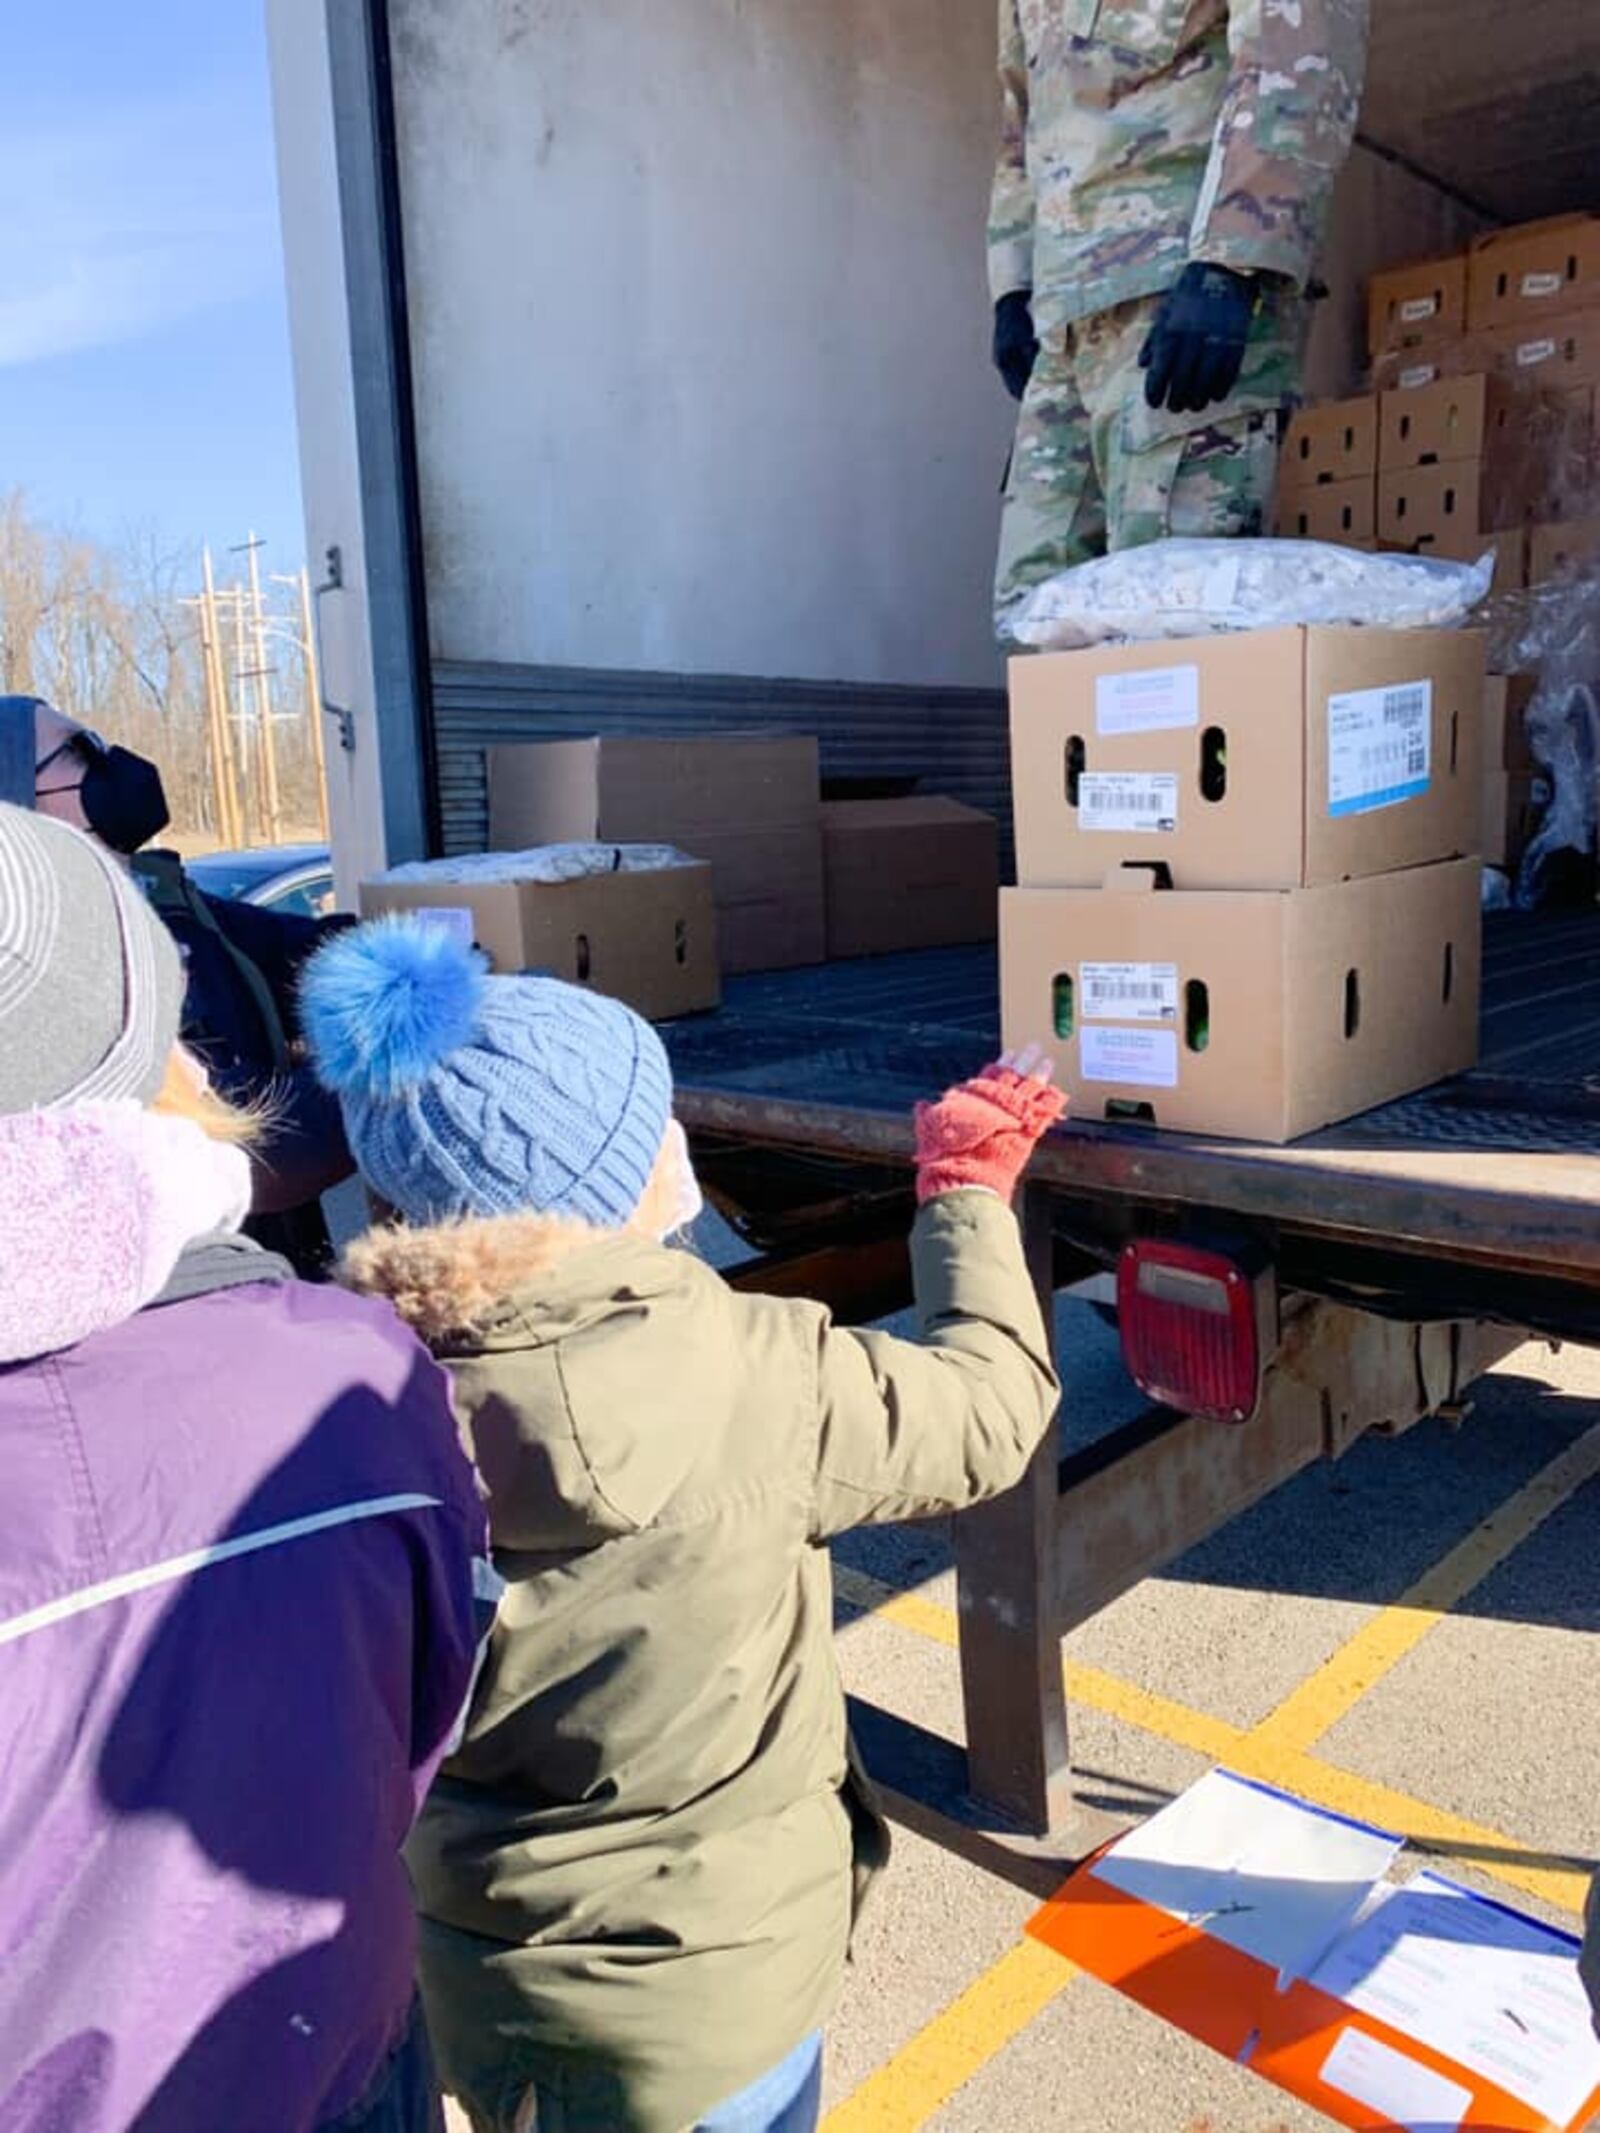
[1028,1776,1600,2133]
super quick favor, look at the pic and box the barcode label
[1079,772,1179,834]
[1399,363,1439,390]
[1327,681,1433,817]
[1081,961,1179,1025]
[1080,1026,1179,1090]
[1521,270,1563,299]
[412,906,476,946]
[1096,664,1200,736]
[1516,337,1558,369]
[1399,295,1440,324]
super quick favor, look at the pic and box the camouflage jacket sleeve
[1189,0,1370,287]
[987,0,1035,301]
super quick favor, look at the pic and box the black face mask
[37,735,171,855]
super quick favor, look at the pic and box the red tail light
[1116,1239,1277,1424]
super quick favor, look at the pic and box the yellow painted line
[1251,1422,1600,1756]
[823,1457,1597,2133]
[834,1563,1585,1915]
[838,1563,1236,1762]
[820,1939,1076,2133]
[836,1564,957,1650]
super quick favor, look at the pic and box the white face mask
[661,1119,703,1239]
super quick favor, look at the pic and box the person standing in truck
[989,0,1369,625]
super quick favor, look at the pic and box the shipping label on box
[1467,217,1600,332]
[1094,664,1199,736]
[1000,861,1481,1143]
[1327,680,1431,817]
[1078,771,1179,834]
[1368,254,1468,358]
[1079,961,1179,1025]
[1483,313,1600,392]
[1009,627,1483,894]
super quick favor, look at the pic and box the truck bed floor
[667,910,1600,1289]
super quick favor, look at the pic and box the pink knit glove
[914,1046,1066,1206]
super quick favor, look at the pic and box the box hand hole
[575,932,592,982]
[1185,979,1210,1054]
[1065,735,1086,809]
[1344,967,1361,1040]
[1052,972,1075,1040]
[1442,941,1455,1003]
[1450,709,1459,774]
[674,919,688,967]
[1200,726,1227,804]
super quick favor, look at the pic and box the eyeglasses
[35,729,106,795]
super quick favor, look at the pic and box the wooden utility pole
[278,566,329,839]
[240,534,283,844]
[186,549,244,848]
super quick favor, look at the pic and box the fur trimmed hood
[344,1207,732,1544]
[343,1209,612,1347]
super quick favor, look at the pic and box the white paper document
[1091,1770,1403,1982]
[1309,1871,1600,2126]
[1319,2028,1472,2133]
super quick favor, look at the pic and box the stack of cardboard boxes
[361,732,999,1020]
[999,627,1484,1141]
[1276,214,1600,881]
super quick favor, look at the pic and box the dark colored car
[186,844,336,921]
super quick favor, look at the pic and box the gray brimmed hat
[0,802,186,1114]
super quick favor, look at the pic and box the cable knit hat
[0,802,185,1114]
[300,916,674,1227]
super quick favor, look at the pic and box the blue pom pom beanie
[300,916,674,1228]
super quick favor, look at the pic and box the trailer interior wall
[388,0,1014,694]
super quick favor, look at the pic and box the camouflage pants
[995,287,1307,625]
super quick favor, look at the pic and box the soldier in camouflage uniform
[991,0,1369,627]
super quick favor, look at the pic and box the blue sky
[0,1,305,572]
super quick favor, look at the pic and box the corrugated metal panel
[431,659,1013,863]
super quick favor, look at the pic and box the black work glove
[993,289,1039,403]
[1139,263,1258,416]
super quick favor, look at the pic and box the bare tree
[0,490,321,849]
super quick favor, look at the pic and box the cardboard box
[1000,860,1481,1143]
[1528,515,1600,582]
[1378,372,1515,473]
[1377,461,1496,547]
[1280,397,1379,487]
[486,735,825,974]
[1483,313,1600,392]
[1368,254,1468,357]
[1482,673,1539,772]
[1467,215,1600,332]
[1481,770,1551,870]
[820,797,998,958]
[1276,474,1376,548]
[1009,627,1484,893]
[358,862,721,1022]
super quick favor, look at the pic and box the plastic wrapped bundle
[1002,538,1494,651]
[376,843,698,885]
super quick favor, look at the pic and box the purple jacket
[0,1238,489,2131]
